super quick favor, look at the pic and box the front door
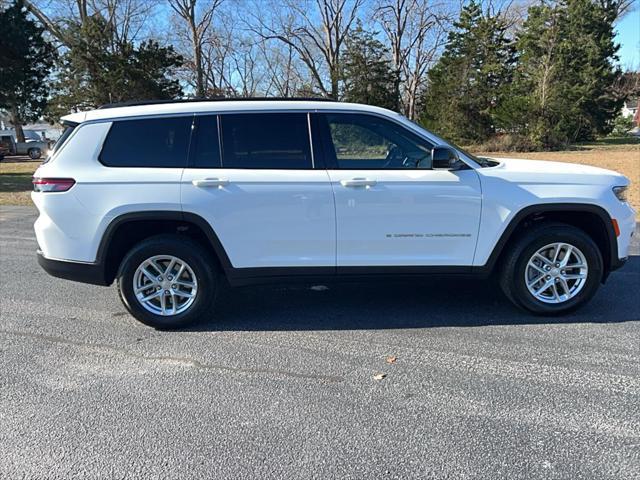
[181,112,335,269]
[317,113,482,268]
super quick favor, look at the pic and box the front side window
[100,116,192,168]
[322,113,433,169]
[220,113,312,169]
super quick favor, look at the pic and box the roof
[60,100,400,124]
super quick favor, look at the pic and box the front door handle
[340,178,377,188]
[192,178,229,188]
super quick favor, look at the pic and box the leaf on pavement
[310,285,329,291]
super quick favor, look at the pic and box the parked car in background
[0,130,50,159]
[0,143,8,161]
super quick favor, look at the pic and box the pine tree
[419,1,515,143]
[47,15,183,118]
[506,0,623,148]
[341,23,399,110]
[0,0,55,143]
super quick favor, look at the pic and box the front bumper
[610,255,628,272]
[37,251,110,286]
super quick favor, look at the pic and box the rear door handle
[340,178,377,187]
[192,178,229,188]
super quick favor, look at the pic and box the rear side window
[100,116,192,168]
[220,113,312,169]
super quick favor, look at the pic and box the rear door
[317,112,482,268]
[180,112,335,269]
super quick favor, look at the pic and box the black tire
[499,223,603,315]
[28,148,41,159]
[117,234,218,329]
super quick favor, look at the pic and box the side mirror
[431,146,459,170]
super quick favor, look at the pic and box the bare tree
[169,0,223,98]
[203,22,265,97]
[374,0,452,119]
[24,0,157,47]
[598,0,638,19]
[250,0,364,98]
[258,41,307,97]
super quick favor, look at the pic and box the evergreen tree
[420,1,515,143]
[506,0,623,148]
[341,23,399,111]
[0,0,55,142]
[47,15,183,117]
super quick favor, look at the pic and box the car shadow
[186,256,640,332]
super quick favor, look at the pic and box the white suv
[33,100,635,328]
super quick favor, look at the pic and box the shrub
[610,115,634,137]
[475,134,539,152]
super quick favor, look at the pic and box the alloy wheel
[525,242,588,304]
[133,255,198,316]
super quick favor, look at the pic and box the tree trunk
[11,107,26,144]
[330,69,340,99]
[190,22,205,97]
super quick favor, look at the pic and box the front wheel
[499,224,603,315]
[117,235,218,329]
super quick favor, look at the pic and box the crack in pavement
[0,329,344,383]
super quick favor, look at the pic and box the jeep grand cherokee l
[32,99,635,328]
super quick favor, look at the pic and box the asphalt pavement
[1,205,639,479]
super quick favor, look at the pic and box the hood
[482,157,629,186]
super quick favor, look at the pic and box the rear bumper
[37,251,109,286]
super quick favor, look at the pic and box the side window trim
[307,112,315,169]
[315,113,339,169]
[308,112,327,170]
[216,115,223,168]
[188,114,221,169]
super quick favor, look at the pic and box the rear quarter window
[100,116,192,168]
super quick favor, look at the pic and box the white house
[621,97,639,123]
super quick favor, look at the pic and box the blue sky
[616,8,640,68]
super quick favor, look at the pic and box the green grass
[0,172,34,192]
[572,136,640,149]
[0,160,39,205]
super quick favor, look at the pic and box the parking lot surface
[1,205,639,479]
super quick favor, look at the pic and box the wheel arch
[97,211,232,285]
[478,203,618,280]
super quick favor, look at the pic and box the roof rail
[98,97,335,109]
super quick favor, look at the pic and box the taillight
[32,177,76,192]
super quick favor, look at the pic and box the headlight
[613,186,628,203]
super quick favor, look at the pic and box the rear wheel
[499,224,603,315]
[28,148,41,159]
[117,235,218,329]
